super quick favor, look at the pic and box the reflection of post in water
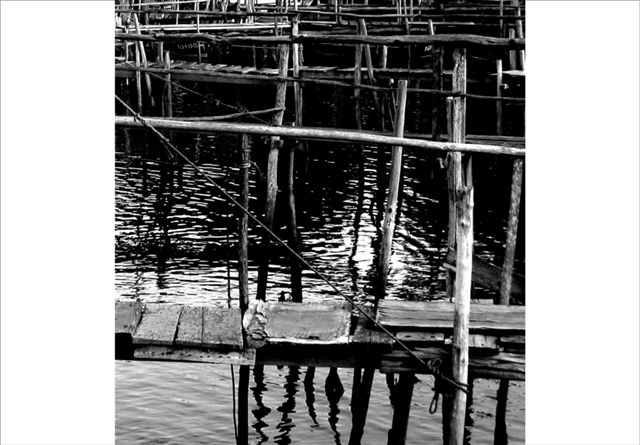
[325,367,345,443]
[251,365,270,443]
[348,367,375,445]
[274,366,301,445]
[303,366,319,426]
[348,148,365,292]
[154,162,175,277]
[493,380,509,445]
[387,373,416,445]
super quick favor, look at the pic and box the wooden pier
[116,299,524,380]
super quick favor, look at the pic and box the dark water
[115,72,525,443]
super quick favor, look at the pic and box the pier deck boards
[115,300,524,380]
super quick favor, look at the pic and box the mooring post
[448,47,472,445]
[375,80,408,301]
[257,43,290,301]
[496,58,503,135]
[445,98,460,302]
[500,158,523,304]
[387,372,416,445]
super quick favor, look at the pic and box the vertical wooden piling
[448,47,472,445]
[239,134,251,314]
[164,52,173,118]
[499,158,523,304]
[387,372,416,445]
[496,58,503,135]
[288,17,303,303]
[257,43,290,301]
[354,37,363,129]
[376,80,408,301]
[515,7,525,70]
[135,45,143,112]
[508,28,517,70]
[238,365,250,445]
[445,98,460,302]
[429,20,444,141]
[132,13,154,107]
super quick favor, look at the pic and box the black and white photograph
[1,1,638,445]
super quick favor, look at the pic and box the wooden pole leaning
[256,43,290,301]
[448,47,472,445]
[375,80,408,301]
[499,158,523,304]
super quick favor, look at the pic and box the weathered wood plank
[468,334,499,350]
[377,300,524,333]
[244,301,352,347]
[115,300,144,335]
[202,307,243,350]
[443,248,525,297]
[134,346,256,366]
[175,305,203,347]
[395,331,446,344]
[380,347,524,380]
[133,304,182,346]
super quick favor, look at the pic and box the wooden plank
[468,334,499,350]
[175,305,203,347]
[380,347,524,380]
[245,301,352,347]
[443,248,525,297]
[115,300,144,335]
[134,346,256,366]
[395,331,445,344]
[202,307,243,350]
[132,304,182,346]
[377,300,524,333]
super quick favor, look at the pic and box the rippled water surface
[116,74,524,443]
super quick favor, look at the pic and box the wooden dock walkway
[115,299,524,380]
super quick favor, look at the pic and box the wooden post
[164,52,173,118]
[257,43,290,301]
[499,158,523,304]
[508,28,516,70]
[387,372,416,445]
[357,18,381,124]
[515,7,525,70]
[196,0,202,63]
[429,19,444,141]
[354,35,363,130]
[445,98,459,302]
[132,13,154,107]
[135,45,143,112]
[448,47,472,445]
[376,80,408,301]
[239,134,251,315]
[289,18,303,303]
[496,58,503,135]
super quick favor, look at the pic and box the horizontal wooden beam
[114,31,525,49]
[115,116,526,156]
